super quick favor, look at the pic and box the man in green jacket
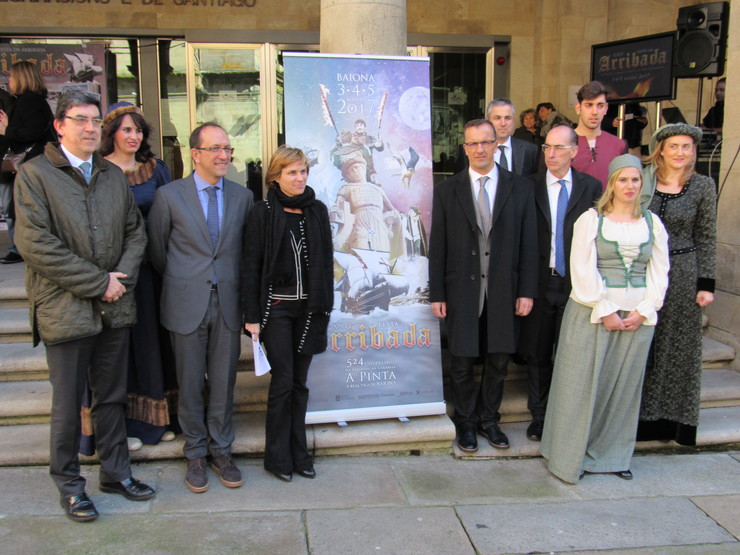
[14,90,154,522]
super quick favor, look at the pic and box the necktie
[555,179,569,277]
[498,145,508,171]
[206,186,220,249]
[477,176,491,233]
[79,161,92,184]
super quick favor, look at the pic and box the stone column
[320,0,407,56]
[706,0,740,368]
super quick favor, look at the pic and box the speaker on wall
[674,1,729,78]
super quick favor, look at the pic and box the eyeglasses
[194,146,235,155]
[64,115,103,127]
[463,140,496,149]
[541,144,576,153]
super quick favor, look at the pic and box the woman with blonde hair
[638,123,716,445]
[541,154,669,484]
[0,60,54,263]
[243,145,334,482]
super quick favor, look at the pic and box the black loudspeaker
[674,1,729,78]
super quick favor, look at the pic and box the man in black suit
[430,119,537,453]
[520,125,602,441]
[486,98,540,177]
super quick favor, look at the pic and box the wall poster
[283,53,445,424]
[0,43,108,114]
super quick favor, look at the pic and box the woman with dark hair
[79,102,177,455]
[541,154,669,484]
[637,123,717,446]
[243,145,334,483]
[513,108,542,146]
[0,60,54,264]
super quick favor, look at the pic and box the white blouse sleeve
[568,209,621,323]
[634,211,670,324]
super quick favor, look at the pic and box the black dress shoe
[99,477,155,501]
[296,467,316,479]
[526,420,544,441]
[478,423,510,449]
[0,252,23,264]
[273,471,293,482]
[61,493,98,522]
[457,424,478,453]
[613,470,633,480]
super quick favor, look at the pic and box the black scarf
[265,185,332,314]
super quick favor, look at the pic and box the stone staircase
[1,257,738,467]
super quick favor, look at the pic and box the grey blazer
[147,173,254,335]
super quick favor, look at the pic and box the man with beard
[571,81,627,190]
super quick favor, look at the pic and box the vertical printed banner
[283,53,445,424]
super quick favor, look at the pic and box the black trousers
[46,327,131,498]
[449,299,509,428]
[527,272,569,420]
[261,299,313,474]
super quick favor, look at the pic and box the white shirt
[60,144,93,170]
[546,169,573,268]
[468,165,498,216]
[494,136,512,171]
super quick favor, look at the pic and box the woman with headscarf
[637,123,717,446]
[541,154,669,484]
[243,146,334,482]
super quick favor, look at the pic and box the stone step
[451,405,740,459]
[1,403,738,468]
[702,336,737,368]
[0,336,256,382]
[0,411,457,466]
[1,334,732,383]
[3,367,739,427]
[0,307,33,343]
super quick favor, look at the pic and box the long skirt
[541,300,654,484]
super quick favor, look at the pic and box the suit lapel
[566,173,588,217]
[510,143,523,174]
[179,175,212,248]
[454,172,481,232]
[534,174,552,229]
[216,180,236,251]
[491,170,513,226]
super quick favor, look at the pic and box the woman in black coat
[243,146,334,482]
[0,61,54,263]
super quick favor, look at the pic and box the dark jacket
[242,196,334,354]
[429,167,538,356]
[14,143,147,345]
[4,91,54,159]
[518,169,602,356]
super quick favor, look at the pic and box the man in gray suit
[148,123,253,493]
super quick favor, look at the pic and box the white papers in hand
[253,338,272,377]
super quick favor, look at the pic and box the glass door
[408,46,494,182]
[186,43,277,192]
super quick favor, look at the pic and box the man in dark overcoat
[430,118,537,453]
[519,124,602,442]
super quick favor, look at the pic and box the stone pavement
[1,450,739,554]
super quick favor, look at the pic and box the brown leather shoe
[185,456,209,493]
[210,454,244,488]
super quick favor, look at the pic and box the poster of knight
[283,53,445,424]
